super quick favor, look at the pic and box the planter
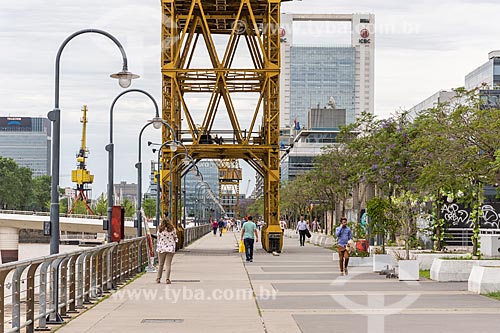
[398,260,419,281]
[430,259,500,282]
[479,234,500,257]
[348,256,372,267]
[373,254,395,272]
[414,253,461,270]
[468,265,500,293]
[332,252,371,267]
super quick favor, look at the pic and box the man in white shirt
[295,215,308,246]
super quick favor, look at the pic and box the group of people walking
[153,214,352,284]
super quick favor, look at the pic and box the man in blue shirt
[335,217,353,275]
[241,216,258,262]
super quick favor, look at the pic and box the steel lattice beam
[161,0,286,252]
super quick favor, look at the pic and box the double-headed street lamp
[49,29,139,255]
[48,28,138,324]
[169,153,193,224]
[181,164,203,227]
[137,122,176,236]
[104,88,175,238]
[150,140,183,227]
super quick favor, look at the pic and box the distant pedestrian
[311,218,318,232]
[335,217,353,276]
[279,219,287,233]
[241,215,258,262]
[218,218,225,237]
[212,219,218,236]
[155,218,178,284]
[296,215,308,246]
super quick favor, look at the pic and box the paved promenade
[56,230,500,333]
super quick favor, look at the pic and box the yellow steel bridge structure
[161,0,287,252]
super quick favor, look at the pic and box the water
[18,243,82,261]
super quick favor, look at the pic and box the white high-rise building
[280,13,375,130]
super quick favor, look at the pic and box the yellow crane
[69,105,94,215]
[214,159,242,219]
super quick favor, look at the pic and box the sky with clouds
[1,0,499,198]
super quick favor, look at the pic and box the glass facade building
[0,117,51,177]
[290,46,356,128]
[183,160,220,221]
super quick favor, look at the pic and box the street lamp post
[151,140,180,228]
[48,28,138,324]
[104,88,177,238]
[181,164,203,227]
[168,152,192,224]
[195,182,210,224]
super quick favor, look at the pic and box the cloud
[1,0,500,197]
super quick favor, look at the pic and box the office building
[280,13,375,130]
[114,181,137,204]
[410,51,500,117]
[465,50,500,90]
[408,90,456,118]
[0,117,51,177]
[466,51,500,109]
[281,103,345,181]
[183,160,220,220]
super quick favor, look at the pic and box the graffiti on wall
[442,203,500,229]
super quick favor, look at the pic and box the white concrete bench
[431,259,500,282]
[468,265,500,293]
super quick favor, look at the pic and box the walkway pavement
[56,230,500,333]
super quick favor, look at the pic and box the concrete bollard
[0,226,19,263]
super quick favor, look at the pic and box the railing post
[83,253,92,304]
[37,259,53,330]
[76,253,87,309]
[25,263,40,333]
[47,258,64,324]
[90,250,98,299]
[0,270,9,333]
[12,265,29,331]
[96,249,105,296]
[59,257,71,318]
[68,254,80,313]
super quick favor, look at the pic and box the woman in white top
[156,218,178,284]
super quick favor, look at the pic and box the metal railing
[0,209,134,222]
[184,224,211,247]
[0,237,148,333]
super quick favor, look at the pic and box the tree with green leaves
[93,193,108,216]
[142,197,156,219]
[0,156,32,210]
[412,88,500,255]
[30,175,51,212]
[122,198,136,218]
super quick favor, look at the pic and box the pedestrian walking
[279,219,287,233]
[241,215,258,262]
[311,218,318,232]
[218,218,225,237]
[211,219,218,236]
[296,215,308,246]
[155,218,178,284]
[335,217,353,276]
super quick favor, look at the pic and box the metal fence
[0,237,148,333]
[446,228,500,247]
[184,224,211,247]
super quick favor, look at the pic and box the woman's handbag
[239,240,245,253]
